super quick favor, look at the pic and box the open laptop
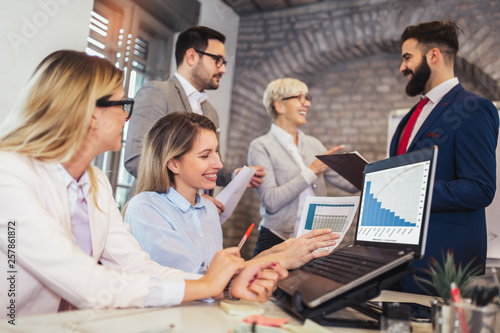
[275,146,438,310]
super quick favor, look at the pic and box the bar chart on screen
[357,161,430,244]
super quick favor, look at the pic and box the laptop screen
[354,146,437,258]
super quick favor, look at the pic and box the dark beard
[192,61,220,91]
[404,56,431,97]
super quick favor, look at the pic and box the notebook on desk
[275,146,438,309]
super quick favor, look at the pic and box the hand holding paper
[247,166,265,188]
[216,166,257,224]
[296,196,360,252]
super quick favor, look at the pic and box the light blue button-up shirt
[124,187,223,274]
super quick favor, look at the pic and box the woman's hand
[203,248,245,293]
[222,246,241,257]
[183,249,288,303]
[253,238,294,259]
[264,229,340,270]
[308,145,345,174]
[230,261,288,303]
[183,249,244,302]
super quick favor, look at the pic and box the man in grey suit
[125,26,264,205]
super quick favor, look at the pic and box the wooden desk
[0,291,435,333]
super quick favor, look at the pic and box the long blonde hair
[136,112,216,194]
[0,50,124,195]
[122,112,216,214]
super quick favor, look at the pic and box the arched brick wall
[223,0,500,258]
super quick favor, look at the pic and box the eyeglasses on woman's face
[96,98,134,120]
[281,93,313,104]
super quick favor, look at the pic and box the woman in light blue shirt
[124,112,340,274]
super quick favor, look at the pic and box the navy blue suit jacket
[389,84,499,293]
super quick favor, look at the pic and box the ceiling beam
[250,0,265,12]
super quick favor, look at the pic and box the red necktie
[397,97,429,155]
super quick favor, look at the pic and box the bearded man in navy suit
[389,20,499,294]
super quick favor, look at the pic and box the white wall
[486,106,500,263]
[0,0,238,162]
[197,0,240,162]
[0,0,93,121]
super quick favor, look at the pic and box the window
[87,0,174,208]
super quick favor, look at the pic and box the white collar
[270,123,305,147]
[57,164,90,196]
[175,72,208,102]
[424,77,459,104]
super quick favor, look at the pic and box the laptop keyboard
[301,248,392,284]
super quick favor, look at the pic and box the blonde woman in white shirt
[248,78,358,255]
[0,50,286,316]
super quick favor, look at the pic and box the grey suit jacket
[124,76,231,198]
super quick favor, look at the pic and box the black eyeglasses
[194,49,227,68]
[281,94,313,104]
[96,98,134,120]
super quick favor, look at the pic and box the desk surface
[1,291,435,333]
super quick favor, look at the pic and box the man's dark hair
[175,26,226,67]
[401,20,460,63]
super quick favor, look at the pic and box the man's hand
[248,166,265,188]
[201,194,225,214]
[234,166,265,188]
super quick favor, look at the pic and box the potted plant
[414,250,498,332]
[414,250,482,303]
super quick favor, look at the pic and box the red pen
[450,282,469,333]
[237,223,255,250]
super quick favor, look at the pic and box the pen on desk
[237,223,255,250]
[451,282,470,333]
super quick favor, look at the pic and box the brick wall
[222,0,500,258]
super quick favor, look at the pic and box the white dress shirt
[405,77,459,149]
[175,72,208,115]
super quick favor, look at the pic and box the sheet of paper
[216,166,256,224]
[296,196,360,252]
[220,301,264,316]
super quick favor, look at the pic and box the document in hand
[296,196,360,252]
[216,166,256,224]
[316,151,368,191]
